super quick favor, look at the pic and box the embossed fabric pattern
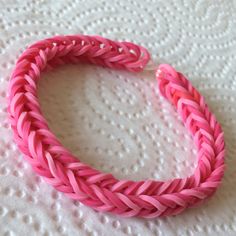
[0,1,236,236]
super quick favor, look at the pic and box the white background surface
[0,0,236,235]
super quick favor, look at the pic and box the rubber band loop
[7,35,225,218]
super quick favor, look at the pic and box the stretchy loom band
[7,35,225,218]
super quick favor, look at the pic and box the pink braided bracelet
[8,35,225,218]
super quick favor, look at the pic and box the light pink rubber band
[8,35,225,218]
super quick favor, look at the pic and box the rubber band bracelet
[7,35,225,218]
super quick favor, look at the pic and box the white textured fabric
[0,1,236,235]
